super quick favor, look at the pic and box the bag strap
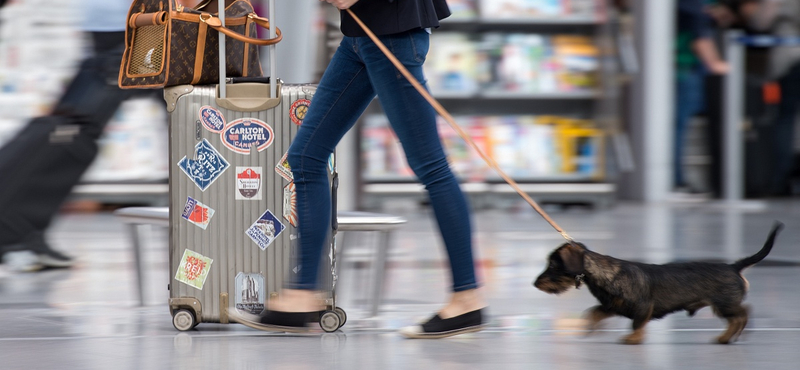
[169,12,283,46]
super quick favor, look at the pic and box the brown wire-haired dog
[533,222,783,344]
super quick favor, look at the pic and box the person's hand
[321,0,359,10]
[708,60,730,75]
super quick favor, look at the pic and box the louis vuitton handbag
[118,0,282,89]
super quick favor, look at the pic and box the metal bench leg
[369,230,392,317]
[128,223,145,307]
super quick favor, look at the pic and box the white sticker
[236,167,263,200]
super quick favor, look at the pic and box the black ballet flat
[230,310,323,333]
[399,308,486,339]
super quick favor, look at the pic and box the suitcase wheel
[334,307,347,327]
[173,309,197,331]
[319,311,341,333]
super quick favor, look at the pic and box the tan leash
[345,9,577,245]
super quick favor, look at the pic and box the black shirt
[340,0,451,37]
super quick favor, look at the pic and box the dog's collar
[575,273,585,289]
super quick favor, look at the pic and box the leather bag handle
[161,11,282,46]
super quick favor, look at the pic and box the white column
[270,0,319,83]
[620,0,675,201]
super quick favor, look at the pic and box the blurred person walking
[0,0,155,272]
[673,0,730,195]
[737,0,800,195]
[233,0,487,338]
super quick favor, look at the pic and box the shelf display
[425,32,600,96]
[480,0,603,19]
[362,115,604,183]
[357,0,616,207]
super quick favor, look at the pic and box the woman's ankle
[268,289,324,312]
[439,289,486,319]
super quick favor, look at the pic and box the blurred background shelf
[351,0,618,210]
[443,17,602,26]
[433,91,600,100]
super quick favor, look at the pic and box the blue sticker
[199,106,225,133]
[221,118,274,155]
[178,139,230,191]
[245,210,285,250]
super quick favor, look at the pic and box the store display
[480,0,602,19]
[447,0,478,19]
[362,115,604,182]
[426,32,599,95]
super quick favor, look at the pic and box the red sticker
[290,99,311,126]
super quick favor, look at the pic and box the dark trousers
[770,62,800,194]
[0,32,158,250]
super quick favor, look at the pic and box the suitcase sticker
[235,167,263,200]
[290,99,310,125]
[181,197,215,230]
[178,139,230,191]
[283,182,297,227]
[221,118,274,154]
[275,152,293,182]
[235,272,266,315]
[199,106,226,133]
[175,249,213,290]
[246,210,286,250]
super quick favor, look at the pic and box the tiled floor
[1,199,800,369]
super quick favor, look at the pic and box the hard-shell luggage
[163,0,343,332]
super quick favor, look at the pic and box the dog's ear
[558,244,585,274]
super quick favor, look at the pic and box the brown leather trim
[131,11,168,28]
[119,0,172,89]
[172,11,249,26]
[192,21,208,85]
[243,19,251,75]
[170,11,282,46]
[119,0,140,88]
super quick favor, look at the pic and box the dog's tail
[732,221,784,271]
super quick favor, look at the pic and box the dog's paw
[621,333,644,345]
[716,333,741,344]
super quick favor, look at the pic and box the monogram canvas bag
[118,0,282,89]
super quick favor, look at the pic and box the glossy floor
[1,199,800,369]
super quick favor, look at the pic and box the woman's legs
[275,37,376,310]
[356,29,483,316]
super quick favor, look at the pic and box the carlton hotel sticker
[221,118,274,154]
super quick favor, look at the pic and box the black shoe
[399,309,486,339]
[35,248,75,269]
[16,232,75,269]
[229,310,322,333]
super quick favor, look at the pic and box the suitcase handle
[331,172,339,231]
[215,81,283,112]
[216,0,278,104]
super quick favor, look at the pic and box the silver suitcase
[164,0,342,332]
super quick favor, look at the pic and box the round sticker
[199,106,226,133]
[290,99,311,126]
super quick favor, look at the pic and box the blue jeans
[674,66,706,188]
[286,29,478,292]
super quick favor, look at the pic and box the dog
[533,222,783,344]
